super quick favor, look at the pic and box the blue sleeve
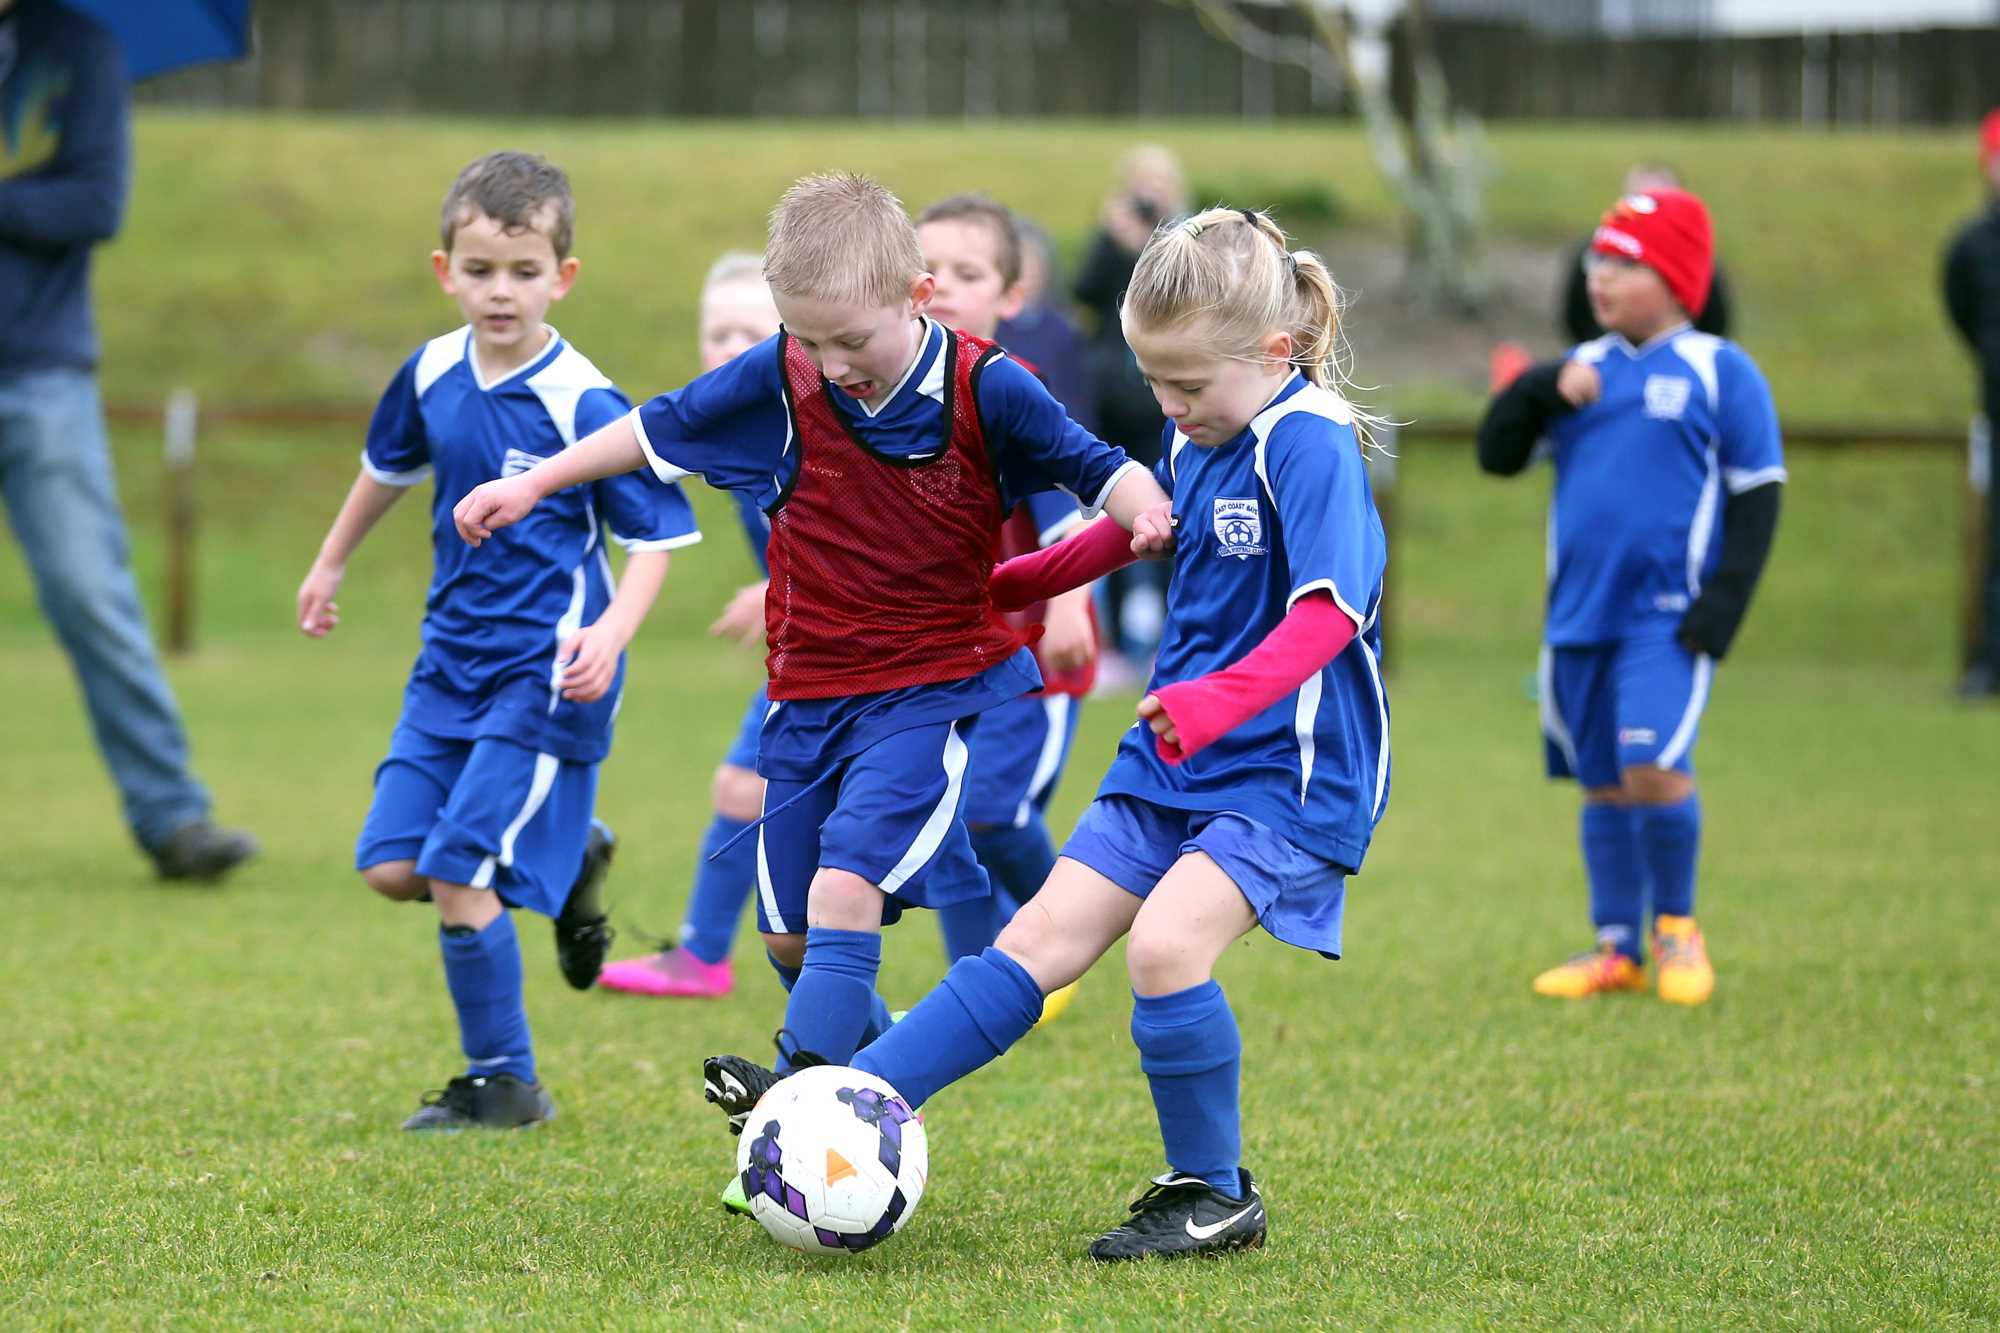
[1715,346,1786,494]
[585,384,702,551]
[0,20,130,248]
[975,355,1137,517]
[1023,488,1085,547]
[1266,416,1386,628]
[631,335,791,506]
[360,355,431,486]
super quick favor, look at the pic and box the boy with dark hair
[299,151,701,1128]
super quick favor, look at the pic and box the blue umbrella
[61,0,252,82]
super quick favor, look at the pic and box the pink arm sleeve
[989,515,1139,611]
[1148,591,1358,764]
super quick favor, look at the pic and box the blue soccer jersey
[1097,374,1391,871]
[625,317,1136,780]
[1545,326,1786,645]
[364,327,701,764]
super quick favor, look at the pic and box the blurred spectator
[995,217,1097,436]
[1942,111,2000,699]
[1561,163,1733,345]
[0,0,256,878]
[1074,145,1189,678]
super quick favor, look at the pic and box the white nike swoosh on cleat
[1184,1202,1262,1242]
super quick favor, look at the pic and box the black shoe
[149,820,259,882]
[1086,1171,1267,1261]
[1957,661,2000,700]
[401,1073,555,1132]
[702,1029,827,1135]
[553,823,616,990]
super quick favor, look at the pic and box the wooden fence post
[163,388,198,656]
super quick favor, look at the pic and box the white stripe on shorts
[756,788,787,935]
[1013,695,1073,827]
[1655,653,1713,770]
[879,720,971,894]
[471,751,560,889]
[1538,645,1580,774]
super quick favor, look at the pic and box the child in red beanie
[1474,186,1786,1007]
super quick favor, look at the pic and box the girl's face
[1122,316,1294,447]
[698,279,781,373]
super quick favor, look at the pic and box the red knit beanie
[1980,109,2000,169]
[1590,187,1715,319]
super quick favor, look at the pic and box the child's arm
[1477,358,1590,476]
[297,471,410,637]
[454,416,646,545]
[1038,586,1097,673]
[557,549,672,703]
[710,579,769,644]
[1677,483,1780,660]
[1138,591,1357,763]
[991,513,1152,610]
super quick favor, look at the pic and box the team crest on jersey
[501,447,546,478]
[1211,497,1266,559]
[1643,375,1691,421]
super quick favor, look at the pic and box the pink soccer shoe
[599,947,734,998]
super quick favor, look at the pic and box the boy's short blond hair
[764,173,925,307]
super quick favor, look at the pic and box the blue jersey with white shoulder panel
[1545,326,1785,645]
[364,327,702,764]
[627,318,1136,779]
[1097,375,1391,870]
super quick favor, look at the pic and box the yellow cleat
[1532,941,1647,998]
[1653,915,1714,1006]
[1032,980,1080,1030]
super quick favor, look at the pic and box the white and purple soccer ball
[734,1064,929,1256]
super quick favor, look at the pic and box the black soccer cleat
[1086,1170,1267,1261]
[401,1073,556,1132]
[553,823,616,990]
[149,820,259,883]
[701,1029,827,1135]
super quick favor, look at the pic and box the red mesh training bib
[763,328,1026,699]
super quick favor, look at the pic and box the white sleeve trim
[613,530,704,553]
[629,405,697,485]
[1723,464,1787,494]
[1037,510,1086,548]
[1077,458,1143,520]
[359,449,431,488]
[1288,576,1366,630]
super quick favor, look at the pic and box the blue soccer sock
[779,927,885,1071]
[936,897,1005,965]
[1635,794,1701,920]
[971,815,1057,918]
[767,945,893,1044]
[439,913,535,1085]
[678,814,757,965]
[853,946,1043,1109]
[1132,981,1244,1199]
[1581,803,1647,961]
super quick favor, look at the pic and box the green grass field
[3,115,1997,1326]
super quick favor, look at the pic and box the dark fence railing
[1397,19,2000,126]
[140,0,1339,120]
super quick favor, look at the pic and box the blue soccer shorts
[723,683,772,772]
[355,721,598,918]
[753,716,990,935]
[1540,627,1712,789]
[962,691,1081,829]
[1060,793,1347,959]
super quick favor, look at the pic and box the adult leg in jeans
[0,369,228,857]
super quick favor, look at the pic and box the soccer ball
[734,1064,928,1256]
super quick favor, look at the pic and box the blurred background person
[1074,144,1189,688]
[996,217,1097,440]
[1942,110,2000,700]
[0,0,256,880]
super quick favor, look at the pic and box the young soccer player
[916,194,1096,990]
[711,207,1391,1260]
[298,152,701,1129]
[599,253,782,999]
[1477,187,1783,1006]
[451,174,1172,1106]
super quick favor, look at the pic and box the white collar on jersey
[467,324,561,392]
[1608,320,1694,358]
[841,317,938,420]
